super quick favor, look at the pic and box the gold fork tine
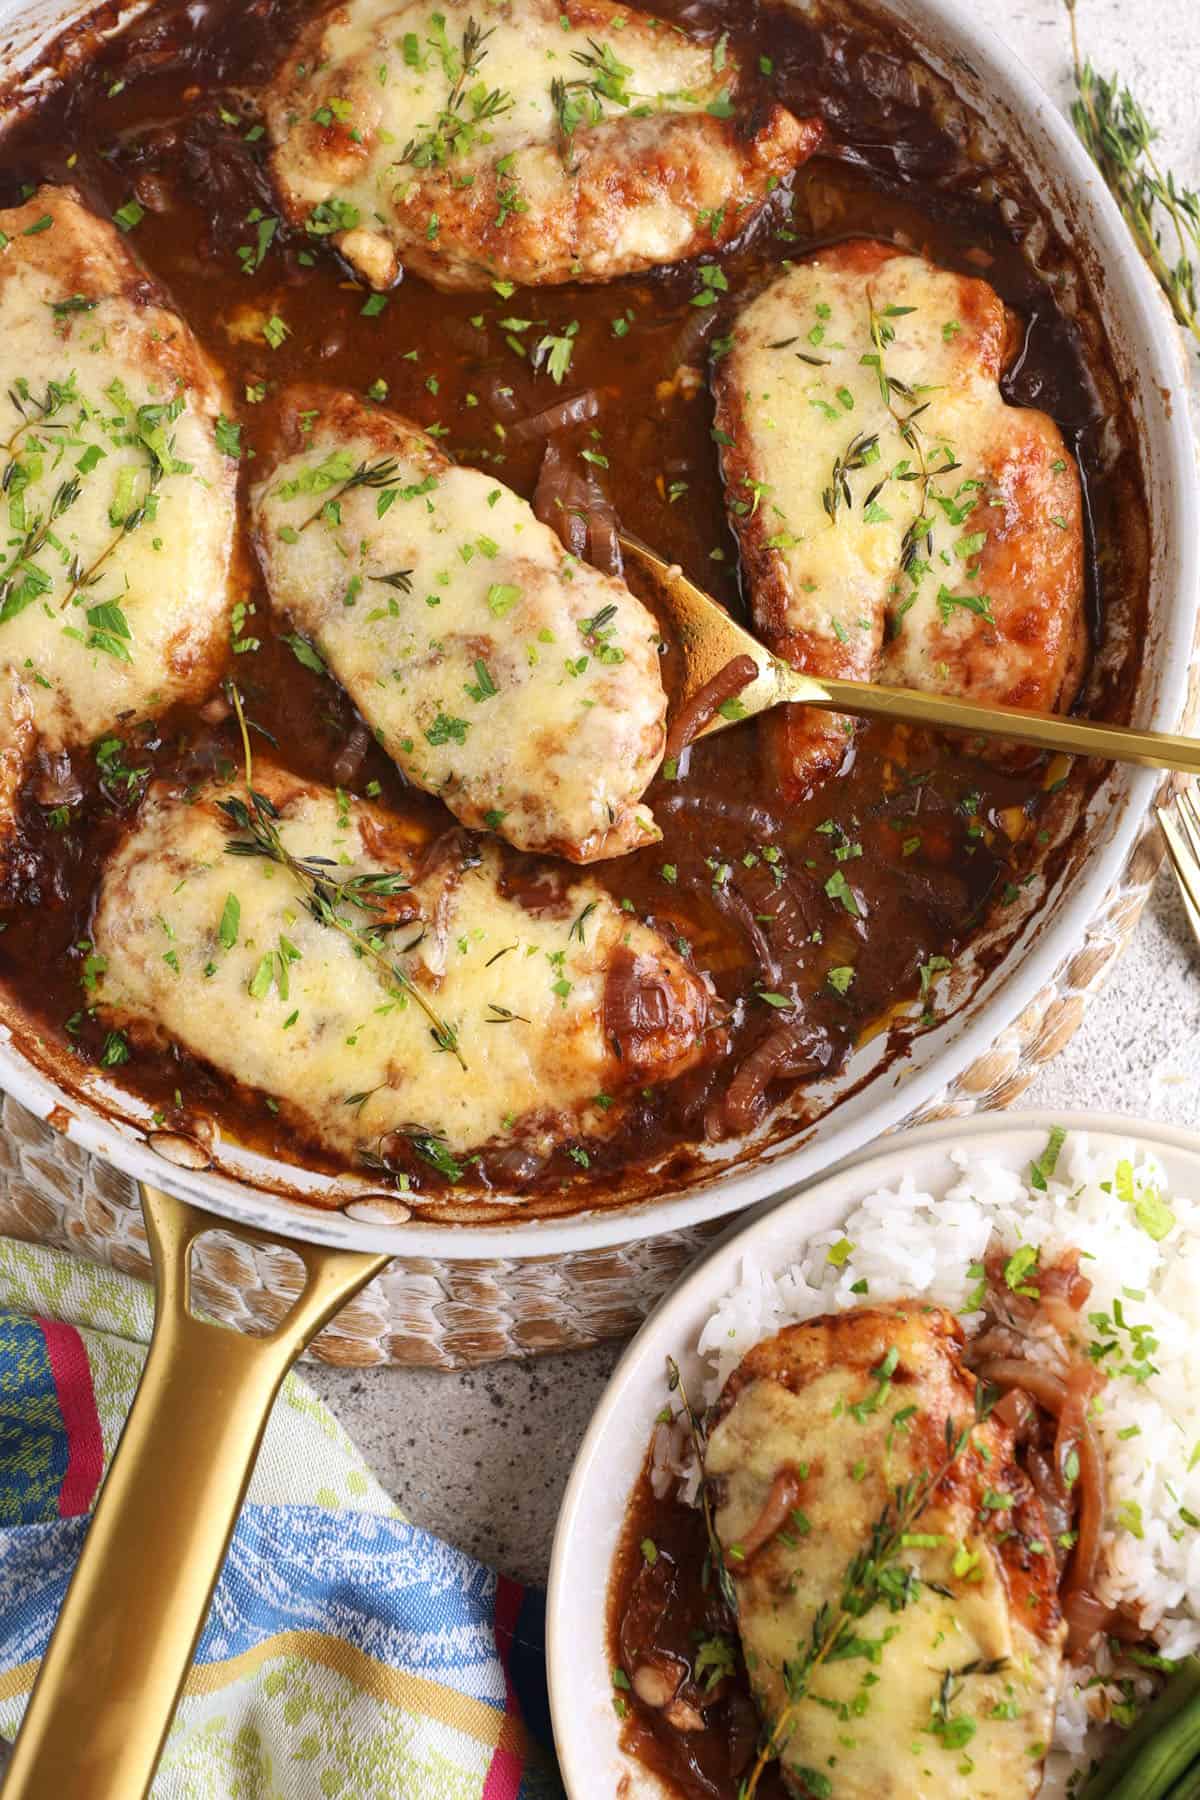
[1175,786,1200,943]
[1179,781,1200,847]
[1158,790,1200,942]
[1157,808,1200,917]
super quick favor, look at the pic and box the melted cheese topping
[705,1312,1063,1800]
[252,390,666,862]
[713,243,1084,796]
[93,766,708,1160]
[0,188,235,763]
[263,0,816,289]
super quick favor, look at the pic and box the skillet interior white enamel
[0,0,1189,1267]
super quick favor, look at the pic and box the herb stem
[228,677,255,790]
[299,456,400,530]
[738,1416,979,1800]
[57,468,160,612]
[221,688,467,1070]
[1065,0,1200,349]
[666,1358,736,1612]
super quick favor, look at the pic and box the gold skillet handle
[3,1183,390,1800]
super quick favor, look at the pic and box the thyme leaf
[221,685,466,1069]
[739,1405,988,1798]
[1066,0,1200,350]
[299,456,400,530]
[400,17,513,168]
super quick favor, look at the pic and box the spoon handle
[796,672,1200,776]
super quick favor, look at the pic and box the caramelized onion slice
[665,655,759,761]
[586,487,622,578]
[1062,1587,1117,1659]
[989,1385,1038,1439]
[513,389,601,440]
[632,1658,685,1709]
[734,1465,805,1567]
[331,720,370,786]
[1025,1446,1073,1555]
[532,436,623,573]
[978,1350,1107,1655]
[533,438,588,557]
[718,1020,830,1138]
[975,1358,1068,1417]
[1057,1393,1108,1655]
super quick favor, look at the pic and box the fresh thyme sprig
[0,477,82,625]
[551,39,633,161]
[222,685,466,1069]
[821,429,879,524]
[58,465,164,615]
[737,1403,988,1800]
[299,456,400,530]
[822,301,932,527]
[2,375,78,464]
[666,1357,738,1614]
[1065,0,1200,350]
[859,294,972,639]
[53,393,184,613]
[371,568,414,592]
[869,293,935,516]
[401,16,513,168]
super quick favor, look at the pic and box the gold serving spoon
[620,534,1200,774]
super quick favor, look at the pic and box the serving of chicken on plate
[705,1305,1065,1800]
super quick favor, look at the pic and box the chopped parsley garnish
[534,322,579,384]
[824,868,861,916]
[283,632,327,675]
[1028,1125,1066,1191]
[1003,1243,1039,1298]
[215,415,243,460]
[424,712,470,746]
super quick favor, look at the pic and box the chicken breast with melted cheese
[263,0,822,291]
[713,241,1087,803]
[92,763,715,1165]
[704,1305,1064,1799]
[251,387,667,863]
[0,186,236,860]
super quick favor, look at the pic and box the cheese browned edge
[93,762,718,1172]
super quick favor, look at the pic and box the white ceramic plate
[546,1109,1200,1797]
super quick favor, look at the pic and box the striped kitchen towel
[0,1236,564,1798]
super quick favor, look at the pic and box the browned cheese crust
[264,0,823,291]
[0,185,236,872]
[93,761,720,1162]
[713,239,1087,804]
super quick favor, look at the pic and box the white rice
[674,1130,1200,1784]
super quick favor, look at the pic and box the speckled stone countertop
[307,0,1200,1588]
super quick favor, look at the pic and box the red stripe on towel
[482,1575,525,1800]
[39,1318,104,1517]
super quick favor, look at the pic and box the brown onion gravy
[610,1457,791,1800]
[0,0,1147,1216]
